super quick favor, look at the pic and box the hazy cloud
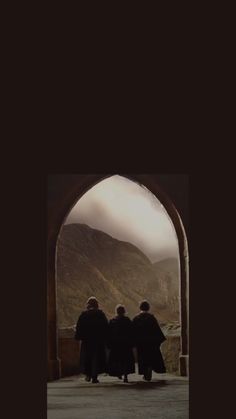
[65,175,179,263]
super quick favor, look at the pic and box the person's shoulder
[78,310,88,319]
[149,313,158,322]
[148,313,161,325]
[124,316,132,322]
[136,312,153,321]
[98,309,106,315]
[97,309,107,318]
[147,312,157,320]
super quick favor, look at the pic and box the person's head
[139,300,150,312]
[115,304,126,316]
[86,296,99,310]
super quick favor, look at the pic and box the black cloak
[107,315,135,376]
[75,308,108,377]
[132,312,166,374]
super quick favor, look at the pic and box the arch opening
[47,174,189,380]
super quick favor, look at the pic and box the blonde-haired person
[75,297,108,383]
[107,304,135,383]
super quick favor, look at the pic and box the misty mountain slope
[57,223,179,327]
[152,258,179,320]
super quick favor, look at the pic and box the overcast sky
[65,175,179,263]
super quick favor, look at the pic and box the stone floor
[47,370,189,419]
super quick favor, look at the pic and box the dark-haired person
[74,296,108,383]
[132,300,166,381]
[107,304,135,383]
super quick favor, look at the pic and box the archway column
[179,233,189,376]
[47,233,61,381]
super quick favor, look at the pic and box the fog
[65,175,179,263]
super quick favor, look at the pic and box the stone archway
[47,174,189,380]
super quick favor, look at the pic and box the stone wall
[58,338,80,377]
[58,334,181,378]
[162,336,181,374]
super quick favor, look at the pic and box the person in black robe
[132,300,166,381]
[107,304,135,383]
[74,296,108,383]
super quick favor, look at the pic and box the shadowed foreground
[47,370,188,419]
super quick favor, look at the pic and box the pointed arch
[47,174,189,379]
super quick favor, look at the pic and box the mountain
[155,258,179,277]
[152,258,180,322]
[56,223,179,328]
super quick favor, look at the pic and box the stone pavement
[47,370,189,419]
